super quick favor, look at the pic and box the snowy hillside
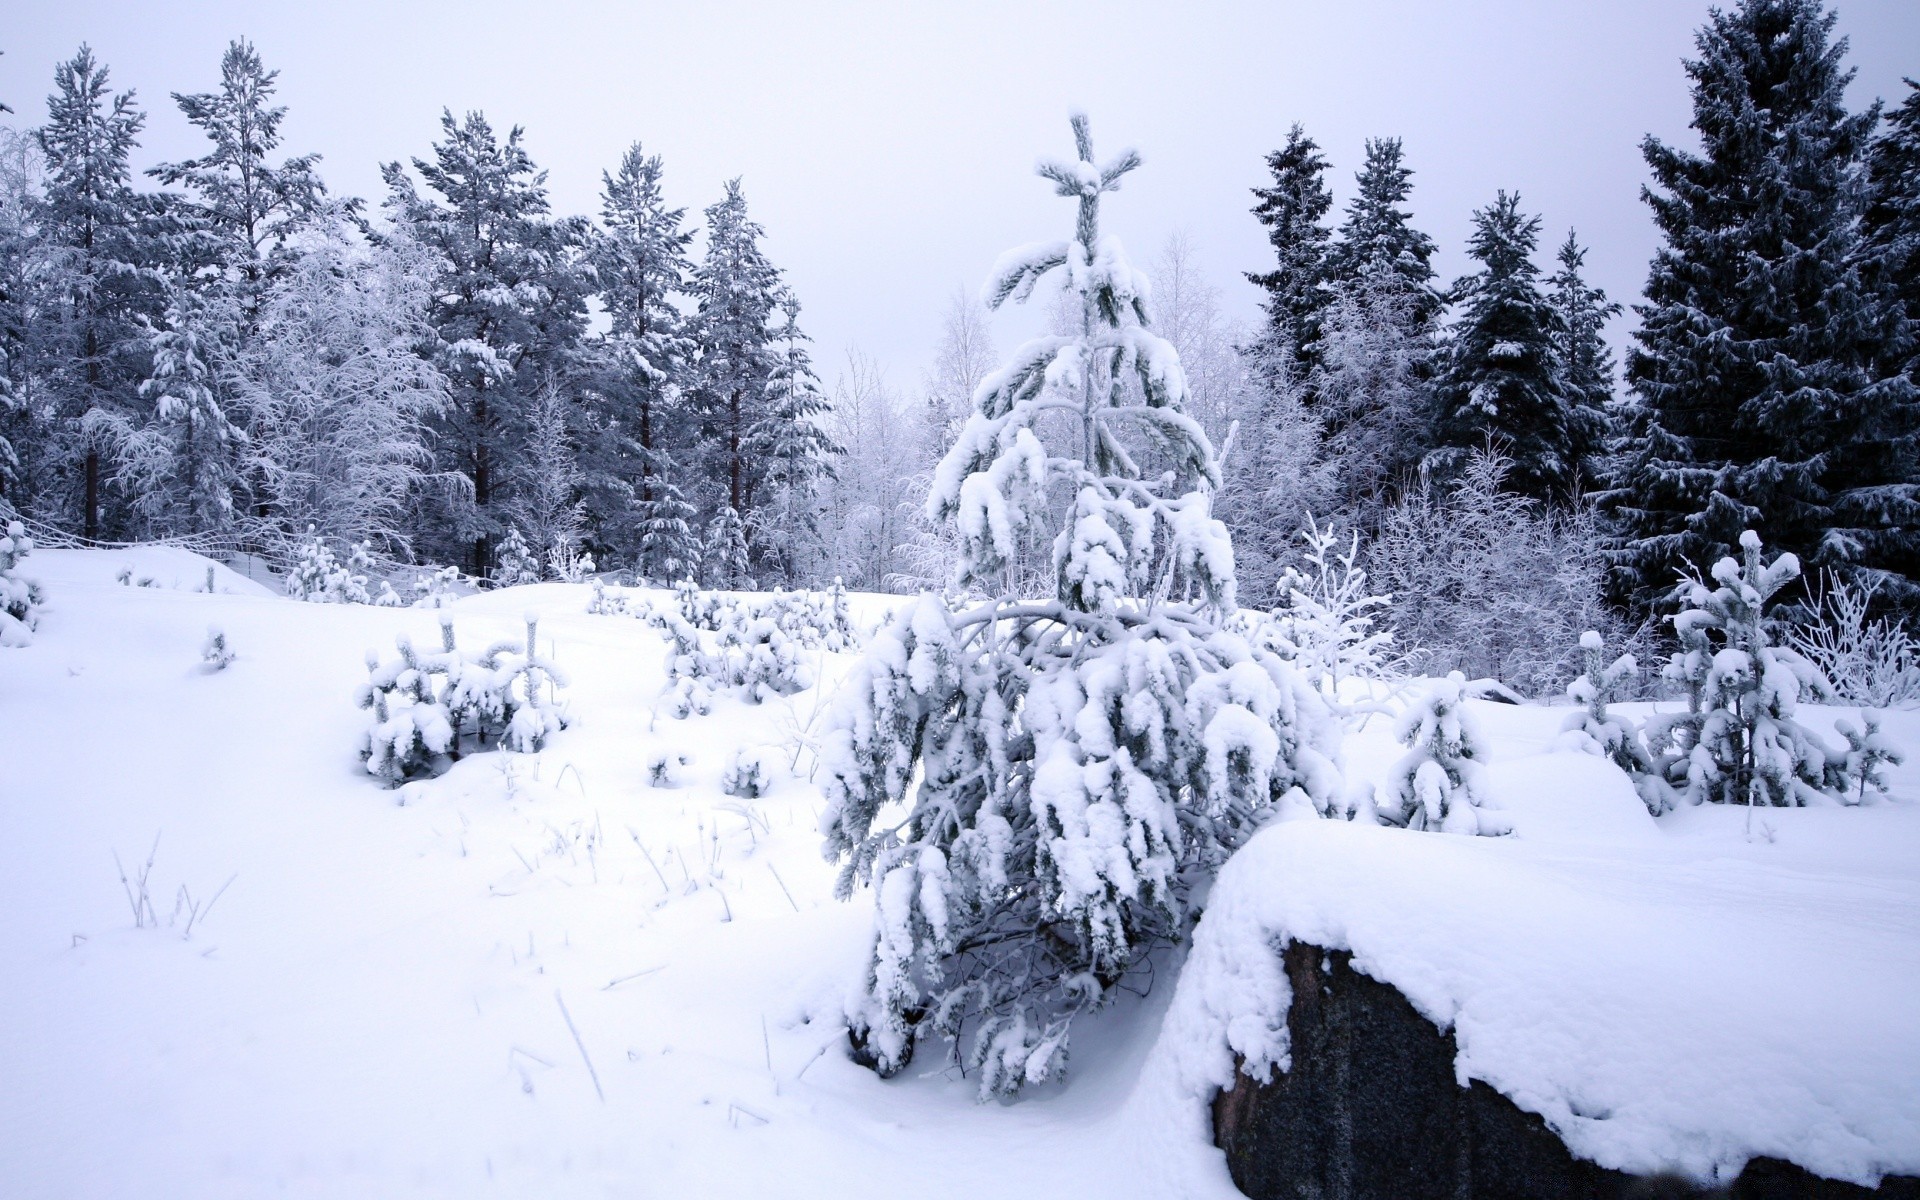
[4,549,1919,1198]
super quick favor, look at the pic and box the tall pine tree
[1432,191,1575,501]
[1608,0,1919,606]
[1327,137,1441,326]
[591,143,696,578]
[382,110,590,573]
[35,46,156,540]
[688,179,782,536]
[1246,124,1333,390]
[749,296,839,583]
[1547,230,1623,490]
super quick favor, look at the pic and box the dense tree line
[1231,0,1916,626]
[0,41,839,582]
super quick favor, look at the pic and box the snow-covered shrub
[819,117,1341,1099]
[717,612,815,702]
[721,747,772,799]
[495,528,541,586]
[410,564,463,608]
[587,578,632,616]
[356,613,569,785]
[1645,532,1846,808]
[201,626,235,671]
[646,749,690,788]
[1248,516,1396,697]
[1785,571,1920,708]
[1381,671,1510,836]
[284,529,390,605]
[1560,630,1655,776]
[0,519,42,647]
[1833,713,1902,804]
[1370,448,1632,697]
[547,535,594,583]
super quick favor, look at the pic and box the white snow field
[4,547,1919,1197]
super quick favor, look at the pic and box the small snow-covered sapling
[0,519,42,647]
[646,749,691,788]
[1833,713,1902,805]
[201,625,236,671]
[721,747,772,799]
[1384,672,1510,836]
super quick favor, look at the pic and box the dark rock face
[1213,942,1920,1200]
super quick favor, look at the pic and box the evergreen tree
[688,179,782,532]
[382,110,591,573]
[1432,191,1575,501]
[149,39,328,332]
[1327,137,1441,326]
[1608,0,1919,606]
[123,282,241,533]
[591,143,695,574]
[749,296,840,583]
[702,504,750,589]
[1865,80,1920,374]
[1309,262,1433,524]
[820,115,1339,1097]
[1547,230,1623,489]
[1245,124,1333,390]
[34,46,155,540]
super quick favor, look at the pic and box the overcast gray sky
[7,1,1918,393]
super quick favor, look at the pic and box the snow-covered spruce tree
[123,283,242,535]
[1431,192,1574,502]
[703,505,750,590]
[1383,671,1509,835]
[749,296,841,584]
[1606,0,1918,608]
[1547,230,1623,489]
[494,526,540,585]
[1326,137,1443,326]
[1833,712,1902,804]
[1246,124,1335,396]
[0,518,41,647]
[819,115,1340,1098]
[1646,531,1849,808]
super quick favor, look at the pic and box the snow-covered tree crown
[929,113,1233,614]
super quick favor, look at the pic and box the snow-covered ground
[4,548,1918,1197]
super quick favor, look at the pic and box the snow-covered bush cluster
[356,614,569,785]
[592,576,859,652]
[1556,534,1902,811]
[655,604,816,716]
[819,116,1343,1098]
[0,520,42,647]
[284,530,404,606]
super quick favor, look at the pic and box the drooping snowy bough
[0,520,43,648]
[818,116,1341,1099]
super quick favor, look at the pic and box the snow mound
[1135,765,1920,1188]
[30,546,279,598]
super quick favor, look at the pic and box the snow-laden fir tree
[1646,531,1852,809]
[494,527,540,586]
[0,518,41,647]
[1833,712,1901,804]
[1546,231,1622,489]
[592,143,698,576]
[1327,137,1442,325]
[1431,192,1575,502]
[819,115,1341,1098]
[688,179,783,531]
[1246,124,1334,394]
[1384,671,1509,835]
[703,504,750,590]
[1606,0,1919,607]
[1310,259,1435,526]
[35,46,157,541]
[750,297,840,583]
[124,283,242,534]
[513,383,584,577]
[382,110,591,575]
